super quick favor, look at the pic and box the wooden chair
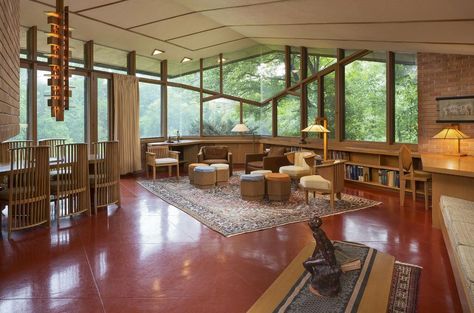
[299,157,346,209]
[0,140,34,163]
[91,141,120,214]
[51,143,91,225]
[145,145,180,180]
[399,145,432,210]
[0,146,50,238]
[39,138,66,159]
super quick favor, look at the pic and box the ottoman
[210,163,230,185]
[188,163,208,184]
[250,170,272,175]
[240,174,265,201]
[266,173,291,201]
[194,166,216,189]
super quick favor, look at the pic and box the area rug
[248,241,421,313]
[137,173,381,237]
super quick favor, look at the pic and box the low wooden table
[247,242,394,313]
[421,154,474,228]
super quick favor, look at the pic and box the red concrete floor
[0,172,462,313]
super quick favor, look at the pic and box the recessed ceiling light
[217,58,227,63]
[181,57,192,63]
[152,49,164,56]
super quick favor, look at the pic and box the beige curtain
[112,74,141,175]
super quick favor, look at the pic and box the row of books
[329,150,349,160]
[345,165,371,182]
[378,170,400,188]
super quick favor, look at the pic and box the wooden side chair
[39,138,66,159]
[299,157,346,209]
[145,145,180,180]
[399,145,432,210]
[51,143,91,225]
[0,140,34,163]
[91,141,120,214]
[0,146,50,238]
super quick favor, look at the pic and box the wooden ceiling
[20,0,474,61]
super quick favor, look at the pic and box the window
[290,47,301,86]
[167,87,200,136]
[37,71,86,143]
[307,48,337,76]
[277,94,300,137]
[307,80,318,126]
[242,103,258,134]
[20,26,28,59]
[168,59,200,88]
[395,53,418,143]
[259,103,273,136]
[136,55,161,80]
[203,56,220,93]
[139,82,161,138]
[94,44,128,74]
[97,78,109,141]
[203,98,240,136]
[323,72,336,139]
[223,46,285,102]
[11,68,29,140]
[344,53,386,142]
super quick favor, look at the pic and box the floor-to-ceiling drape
[112,74,141,175]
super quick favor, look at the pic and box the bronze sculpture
[303,216,342,297]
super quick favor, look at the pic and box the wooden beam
[200,58,204,136]
[300,47,308,143]
[219,53,223,94]
[387,51,395,144]
[84,40,94,70]
[272,98,277,137]
[26,26,37,61]
[339,49,371,65]
[127,51,136,76]
[285,46,291,88]
[336,48,345,142]
[161,60,168,139]
[202,94,221,102]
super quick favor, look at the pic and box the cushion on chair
[451,221,474,247]
[194,166,216,173]
[300,175,331,190]
[267,146,286,157]
[251,170,272,175]
[202,159,229,165]
[279,165,311,177]
[240,174,264,182]
[155,158,178,165]
[210,163,229,170]
[247,161,263,169]
[202,147,228,160]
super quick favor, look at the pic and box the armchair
[279,151,315,179]
[197,146,233,176]
[146,145,180,180]
[299,159,346,209]
[245,146,290,174]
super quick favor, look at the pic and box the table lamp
[231,123,256,152]
[302,117,330,161]
[432,126,470,156]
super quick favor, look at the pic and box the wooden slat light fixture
[45,0,71,121]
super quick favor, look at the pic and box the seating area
[1,0,474,312]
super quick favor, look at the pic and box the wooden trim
[339,49,371,65]
[387,51,395,144]
[127,51,136,76]
[161,60,168,139]
[26,26,37,61]
[285,46,291,88]
[336,48,345,142]
[84,40,94,70]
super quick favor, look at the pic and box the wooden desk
[421,154,474,228]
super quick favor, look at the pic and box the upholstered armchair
[279,151,316,179]
[146,145,180,180]
[197,146,233,176]
[299,159,346,209]
[245,146,291,174]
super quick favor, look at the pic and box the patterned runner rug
[137,172,381,237]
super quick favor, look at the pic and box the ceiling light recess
[181,57,192,63]
[152,49,164,56]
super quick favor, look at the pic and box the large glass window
[136,55,161,80]
[37,71,86,143]
[203,98,240,136]
[97,78,109,141]
[203,56,220,93]
[259,103,273,136]
[290,47,301,86]
[167,87,200,136]
[307,80,318,126]
[20,26,28,59]
[94,44,128,74]
[307,48,337,76]
[395,53,418,143]
[168,59,200,88]
[223,45,285,102]
[323,72,336,139]
[11,68,29,140]
[345,53,386,142]
[277,95,300,137]
[139,82,161,138]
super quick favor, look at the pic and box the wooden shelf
[345,162,399,171]
[345,179,425,195]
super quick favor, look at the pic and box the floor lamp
[231,123,256,152]
[302,117,330,161]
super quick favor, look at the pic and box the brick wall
[418,53,474,155]
[0,0,20,141]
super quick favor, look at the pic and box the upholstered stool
[188,163,208,184]
[265,173,291,201]
[194,166,216,189]
[240,174,265,201]
[210,163,230,185]
[250,170,272,175]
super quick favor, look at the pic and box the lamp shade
[432,127,470,139]
[231,123,250,132]
[302,124,330,133]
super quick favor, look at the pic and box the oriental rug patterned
[248,241,421,313]
[137,172,381,237]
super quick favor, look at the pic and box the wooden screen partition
[39,138,66,159]
[4,146,50,238]
[52,143,91,224]
[91,141,120,214]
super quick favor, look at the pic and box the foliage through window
[203,98,240,136]
[139,82,161,138]
[323,72,336,139]
[11,68,29,140]
[277,94,300,137]
[167,86,200,136]
[395,53,418,143]
[97,78,109,141]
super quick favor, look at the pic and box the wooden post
[161,60,168,139]
[127,51,136,76]
[387,51,395,144]
[200,58,204,136]
[336,48,344,142]
[285,46,291,88]
[84,40,94,70]
[272,98,277,137]
[219,53,223,94]
[300,47,308,144]
[27,27,37,142]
